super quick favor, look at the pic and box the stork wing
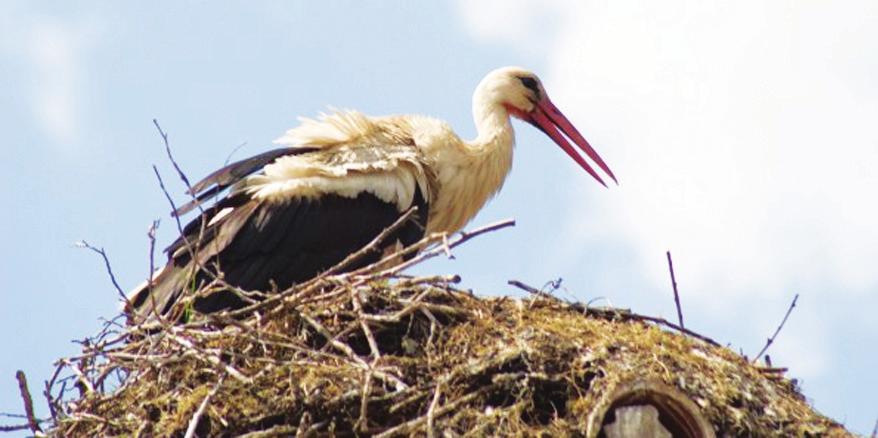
[127,143,430,324]
[174,146,317,216]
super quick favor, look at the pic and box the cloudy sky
[1,1,875,434]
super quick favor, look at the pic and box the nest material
[44,278,851,437]
[37,221,852,437]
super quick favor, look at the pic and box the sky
[1,1,875,435]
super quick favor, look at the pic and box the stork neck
[471,101,514,155]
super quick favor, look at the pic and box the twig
[43,362,65,422]
[153,119,197,197]
[184,377,224,438]
[356,370,374,433]
[752,293,799,363]
[147,219,159,296]
[152,165,186,237]
[508,280,552,299]
[217,219,509,323]
[60,358,94,395]
[15,371,41,434]
[373,219,516,278]
[350,287,381,360]
[870,415,877,438]
[75,240,127,303]
[168,333,251,384]
[666,251,685,329]
[295,411,312,438]
[0,413,29,419]
[325,207,419,277]
[0,424,30,432]
[507,279,721,347]
[426,382,442,438]
[375,387,483,437]
[620,312,720,347]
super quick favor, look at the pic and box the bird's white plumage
[125,66,616,324]
[242,110,434,213]
[230,67,543,235]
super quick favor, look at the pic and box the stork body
[126,67,616,324]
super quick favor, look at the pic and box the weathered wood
[604,405,672,438]
[589,379,715,438]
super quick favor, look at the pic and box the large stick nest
[41,225,850,437]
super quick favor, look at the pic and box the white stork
[126,66,616,323]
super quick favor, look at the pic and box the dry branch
[15,371,42,434]
[74,241,127,303]
[508,279,720,347]
[666,250,685,329]
[184,377,224,438]
[752,293,799,363]
[33,216,848,436]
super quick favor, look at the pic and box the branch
[752,293,799,363]
[323,207,419,277]
[373,219,516,278]
[0,424,30,432]
[184,377,224,438]
[15,371,41,434]
[666,251,684,329]
[152,165,186,237]
[74,240,127,304]
[153,119,197,198]
[507,280,552,299]
[508,279,720,347]
[425,382,442,438]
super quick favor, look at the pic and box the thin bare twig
[752,293,799,363]
[426,382,442,438]
[152,165,186,237]
[666,251,685,329]
[0,424,30,432]
[0,413,29,419]
[75,240,127,303]
[356,370,374,433]
[870,415,877,438]
[375,387,483,438]
[508,280,552,299]
[507,279,721,347]
[153,119,197,197]
[184,377,224,438]
[43,362,65,422]
[147,219,159,295]
[167,333,251,384]
[15,371,41,434]
[372,219,516,278]
[325,207,419,277]
[350,287,381,360]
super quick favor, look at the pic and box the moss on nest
[44,270,851,437]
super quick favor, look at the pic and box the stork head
[476,66,617,187]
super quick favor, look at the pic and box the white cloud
[549,1,878,299]
[458,0,878,428]
[1,7,95,147]
[458,0,878,309]
[27,18,83,146]
[455,0,571,55]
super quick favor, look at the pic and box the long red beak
[519,97,617,187]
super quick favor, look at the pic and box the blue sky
[1,1,876,435]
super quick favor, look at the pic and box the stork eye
[518,76,541,98]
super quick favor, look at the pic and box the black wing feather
[188,191,428,315]
[128,144,430,323]
[175,146,317,216]
[130,188,429,321]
